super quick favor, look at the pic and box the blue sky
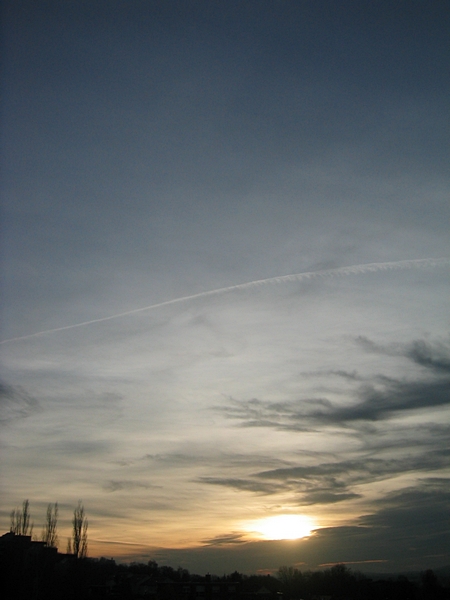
[1,0,449,574]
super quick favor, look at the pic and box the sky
[1,0,449,575]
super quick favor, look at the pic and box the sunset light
[2,0,449,579]
[247,515,316,541]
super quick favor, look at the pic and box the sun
[245,514,315,540]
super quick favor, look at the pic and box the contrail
[1,257,448,345]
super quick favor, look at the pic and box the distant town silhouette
[2,500,449,600]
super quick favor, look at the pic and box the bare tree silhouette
[67,500,88,558]
[41,502,58,547]
[10,499,33,536]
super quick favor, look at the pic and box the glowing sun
[247,514,315,540]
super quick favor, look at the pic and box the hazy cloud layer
[1,0,449,574]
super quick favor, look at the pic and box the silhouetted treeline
[277,563,450,600]
[9,498,88,557]
[1,531,449,600]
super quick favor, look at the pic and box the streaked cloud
[0,382,40,424]
[1,0,449,574]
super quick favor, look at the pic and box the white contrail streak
[1,257,448,344]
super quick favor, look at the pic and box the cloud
[219,380,450,427]
[0,381,40,424]
[37,439,115,463]
[124,490,450,573]
[199,338,450,515]
[103,480,161,493]
[256,450,450,490]
[300,491,361,505]
[211,440,444,517]
[219,338,450,426]
[201,532,247,546]
[198,477,283,495]
[405,340,450,373]
[357,480,450,559]
[216,397,315,431]
[356,336,450,373]
[358,421,450,453]
[143,453,206,466]
[192,447,449,507]
[314,378,450,423]
[205,336,449,510]
[143,450,292,474]
[1,0,449,574]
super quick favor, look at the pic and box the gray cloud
[192,447,450,507]
[357,421,450,453]
[103,480,161,493]
[219,379,450,427]
[201,533,247,547]
[0,381,40,424]
[317,378,450,423]
[356,336,450,373]
[220,338,450,426]
[1,0,449,572]
[256,450,450,489]
[143,453,203,466]
[44,439,114,459]
[143,451,291,473]
[198,477,284,495]
[216,397,315,431]
[405,340,450,374]
[300,491,361,505]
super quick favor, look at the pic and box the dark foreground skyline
[1,0,450,574]
[2,530,450,600]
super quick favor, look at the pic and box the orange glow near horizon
[244,514,316,541]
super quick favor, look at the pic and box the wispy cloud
[0,382,40,424]
[2,0,449,573]
[406,341,450,373]
[356,336,450,373]
[103,480,161,493]
[300,491,361,505]
[219,338,450,427]
[189,448,450,506]
[256,450,450,488]
[201,532,247,546]
[198,477,284,495]
[313,378,450,423]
